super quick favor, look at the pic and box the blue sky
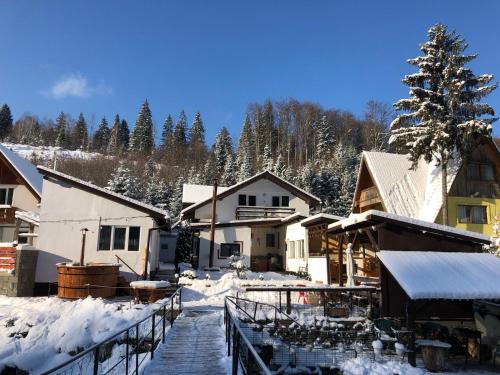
[0,0,499,143]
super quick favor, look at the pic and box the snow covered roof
[37,166,170,221]
[328,209,490,244]
[378,251,500,300]
[189,213,308,229]
[14,210,40,226]
[357,151,460,222]
[181,170,320,216]
[182,183,229,204]
[0,144,43,199]
[301,213,345,227]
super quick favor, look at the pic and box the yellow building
[352,140,500,237]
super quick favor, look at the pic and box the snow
[130,280,170,289]
[181,183,229,205]
[2,142,101,161]
[0,143,43,198]
[377,251,500,300]
[14,210,40,226]
[416,339,452,349]
[0,295,171,373]
[329,209,490,243]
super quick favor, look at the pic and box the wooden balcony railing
[236,206,295,220]
[0,207,16,224]
[357,186,381,209]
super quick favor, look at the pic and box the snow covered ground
[1,142,102,161]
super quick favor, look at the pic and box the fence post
[232,326,239,375]
[323,291,327,316]
[286,290,291,314]
[151,314,155,360]
[135,324,139,373]
[279,291,282,312]
[93,345,99,375]
[170,295,174,327]
[162,305,166,343]
[125,329,130,375]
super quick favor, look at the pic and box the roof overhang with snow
[182,183,229,205]
[181,171,321,217]
[37,166,170,222]
[378,251,500,300]
[301,213,344,227]
[327,209,490,245]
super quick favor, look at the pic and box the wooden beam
[363,229,379,252]
[325,230,330,284]
[337,234,344,287]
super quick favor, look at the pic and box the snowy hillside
[1,143,102,162]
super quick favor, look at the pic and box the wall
[446,196,499,236]
[0,245,38,296]
[12,184,39,212]
[36,178,158,283]
[197,226,252,269]
[193,178,310,221]
[308,257,328,284]
[285,222,308,272]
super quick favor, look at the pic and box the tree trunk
[441,161,448,226]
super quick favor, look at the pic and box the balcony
[235,206,295,220]
[356,186,382,210]
[0,207,16,224]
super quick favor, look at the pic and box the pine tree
[261,144,273,171]
[315,115,334,161]
[236,114,255,181]
[253,107,265,159]
[106,161,143,200]
[160,115,174,151]
[186,166,204,184]
[175,223,193,264]
[55,112,69,148]
[73,113,89,150]
[222,153,237,186]
[202,157,216,185]
[313,163,340,213]
[263,99,275,153]
[119,119,130,151]
[169,175,185,219]
[130,100,154,154]
[332,143,359,217]
[143,158,171,209]
[189,112,206,168]
[390,24,497,224]
[173,111,188,147]
[107,114,122,154]
[213,127,233,177]
[273,154,291,180]
[0,104,13,140]
[92,117,111,153]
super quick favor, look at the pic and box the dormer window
[272,196,280,207]
[0,187,14,206]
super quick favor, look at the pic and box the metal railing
[235,206,295,220]
[40,287,182,375]
[225,297,273,375]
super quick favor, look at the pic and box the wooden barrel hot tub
[57,263,120,299]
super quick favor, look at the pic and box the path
[145,307,227,375]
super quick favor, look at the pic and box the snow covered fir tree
[390,24,497,224]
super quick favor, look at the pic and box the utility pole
[209,178,218,268]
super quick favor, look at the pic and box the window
[0,187,14,205]
[113,227,126,250]
[238,194,247,206]
[98,225,140,251]
[220,243,241,258]
[266,233,275,247]
[281,196,289,207]
[98,225,112,250]
[457,205,487,224]
[467,163,495,181]
[248,195,256,206]
[288,240,305,258]
[272,196,280,207]
[128,227,140,251]
[481,164,495,181]
[297,240,304,258]
[288,241,296,258]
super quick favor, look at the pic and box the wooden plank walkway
[145,308,227,375]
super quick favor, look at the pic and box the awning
[377,251,500,300]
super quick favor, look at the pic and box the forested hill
[0,98,395,219]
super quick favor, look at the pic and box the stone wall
[0,245,38,297]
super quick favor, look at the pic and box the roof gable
[181,170,320,216]
[182,183,229,204]
[37,166,170,220]
[0,144,43,199]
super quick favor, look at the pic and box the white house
[181,171,320,271]
[35,166,170,287]
[0,144,43,246]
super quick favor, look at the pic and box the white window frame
[98,225,141,251]
[0,185,15,207]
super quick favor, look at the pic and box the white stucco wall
[193,178,310,221]
[197,226,252,269]
[12,184,39,212]
[285,222,308,272]
[35,178,160,283]
[308,257,328,284]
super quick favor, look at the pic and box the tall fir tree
[106,161,143,200]
[236,114,254,181]
[72,113,89,150]
[143,158,171,209]
[173,111,188,147]
[263,99,275,153]
[92,117,111,153]
[221,153,237,186]
[107,114,122,154]
[188,112,206,168]
[55,112,69,148]
[0,104,13,140]
[130,100,155,154]
[119,119,130,151]
[160,115,174,151]
[315,115,334,162]
[169,175,185,219]
[261,144,273,171]
[213,127,233,178]
[390,24,497,224]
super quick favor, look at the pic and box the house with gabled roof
[34,166,171,288]
[352,140,500,236]
[181,170,321,270]
[0,144,43,246]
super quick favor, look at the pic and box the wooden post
[338,235,344,287]
[79,228,88,266]
[406,297,416,366]
[209,179,218,269]
[286,290,291,314]
[324,228,330,284]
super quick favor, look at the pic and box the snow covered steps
[145,308,227,375]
